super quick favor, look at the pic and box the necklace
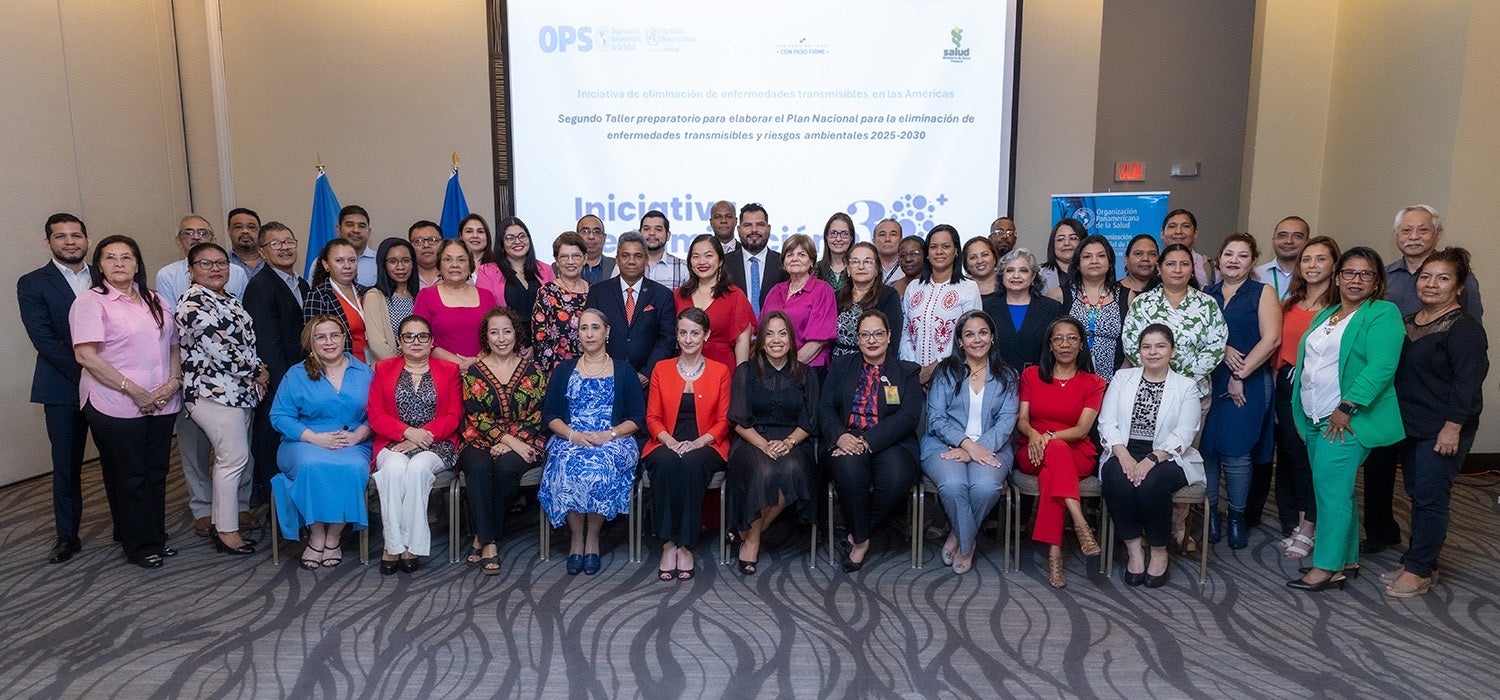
[1416,303,1460,325]
[579,354,610,377]
[1323,306,1355,333]
[677,357,705,379]
[1076,284,1108,340]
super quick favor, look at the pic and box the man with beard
[874,218,904,285]
[641,209,688,289]
[725,202,787,314]
[989,216,1017,257]
[710,200,738,253]
[226,207,264,276]
[20,214,94,563]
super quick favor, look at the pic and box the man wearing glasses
[244,221,310,509]
[407,221,444,288]
[874,218,904,285]
[154,214,253,536]
[989,217,1017,257]
[573,214,615,284]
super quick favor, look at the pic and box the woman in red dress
[675,234,756,368]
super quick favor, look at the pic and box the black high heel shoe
[211,531,256,555]
[1287,574,1346,592]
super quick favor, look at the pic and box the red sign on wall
[1114,162,1145,182]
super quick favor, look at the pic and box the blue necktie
[749,256,761,315]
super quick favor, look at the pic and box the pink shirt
[760,277,838,367]
[475,261,554,309]
[413,285,498,358]
[69,285,181,418]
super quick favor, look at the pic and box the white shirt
[52,260,91,297]
[155,258,249,307]
[620,276,643,297]
[1300,307,1357,422]
[899,278,982,366]
[1255,260,1295,301]
[964,386,986,441]
[882,260,905,285]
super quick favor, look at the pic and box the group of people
[22,201,1485,597]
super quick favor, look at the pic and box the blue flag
[305,171,341,278]
[439,169,470,239]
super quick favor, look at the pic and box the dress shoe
[211,531,256,555]
[841,551,866,573]
[379,558,399,575]
[193,516,212,537]
[1227,509,1248,550]
[1123,570,1147,587]
[48,537,81,564]
[582,553,602,575]
[565,554,584,575]
[400,557,420,574]
[162,546,177,557]
[1208,510,1224,544]
[1360,537,1399,555]
[129,552,165,569]
[1287,574,1346,591]
[1145,568,1170,588]
[1299,564,1360,580]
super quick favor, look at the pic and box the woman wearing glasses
[367,315,462,574]
[816,213,856,292]
[414,239,497,372]
[832,242,903,360]
[363,238,420,362]
[532,232,592,372]
[889,236,926,298]
[1289,247,1405,592]
[479,217,555,337]
[1038,219,1084,294]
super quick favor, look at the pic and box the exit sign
[1114,162,1145,182]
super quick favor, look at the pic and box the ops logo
[1071,207,1095,229]
[538,25,594,52]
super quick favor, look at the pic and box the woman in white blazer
[1098,322,1205,588]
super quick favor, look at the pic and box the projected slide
[507,0,1018,260]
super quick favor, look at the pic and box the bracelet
[118,378,128,392]
[610,428,618,439]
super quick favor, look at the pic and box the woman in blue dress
[1201,234,1282,549]
[270,315,375,570]
[539,307,645,575]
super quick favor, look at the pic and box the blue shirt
[269,355,374,442]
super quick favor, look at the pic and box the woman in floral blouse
[532,232,591,372]
[460,307,548,575]
[176,243,269,555]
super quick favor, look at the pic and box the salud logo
[944,27,970,63]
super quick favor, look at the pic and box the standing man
[725,202,786,314]
[1362,204,1483,554]
[226,207,264,276]
[874,218,904,285]
[989,216,1017,257]
[20,213,93,563]
[1255,216,1310,301]
[585,231,675,387]
[710,200,738,253]
[242,221,309,508]
[641,209,688,289]
[1161,209,1214,287]
[338,205,378,286]
[407,220,443,288]
[575,214,616,284]
[155,214,251,536]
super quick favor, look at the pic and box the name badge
[884,385,901,404]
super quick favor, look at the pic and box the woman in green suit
[1289,247,1405,591]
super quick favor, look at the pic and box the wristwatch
[610,428,619,439]
[1337,401,1360,416]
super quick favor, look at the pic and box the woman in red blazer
[643,307,732,581]
[367,315,462,575]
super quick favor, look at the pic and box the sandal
[464,542,484,566]
[1284,533,1314,559]
[1386,577,1434,598]
[659,568,677,582]
[321,547,342,568]
[677,567,695,581]
[480,556,502,576]
[1075,522,1101,557]
[1048,550,1066,589]
[300,545,324,570]
[1276,525,1302,550]
[737,559,758,576]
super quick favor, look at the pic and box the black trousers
[1399,434,1474,578]
[827,445,917,544]
[1272,366,1316,527]
[85,404,175,561]
[1362,444,1403,544]
[644,446,724,545]
[249,388,281,508]
[44,403,91,541]
[1100,440,1188,547]
[459,446,535,545]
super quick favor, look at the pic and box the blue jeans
[922,455,1009,556]
[1203,453,1251,514]
[1399,434,1474,578]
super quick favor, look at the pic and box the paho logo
[944,27,970,63]
[539,25,594,52]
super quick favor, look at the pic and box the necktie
[625,287,636,325]
[749,256,761,315]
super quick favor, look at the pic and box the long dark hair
[495,217,541,288]
[837,241,887,309]
[938,310,1016,395]
[90,235,165,329]
[1038,316,1094,383]
[752,310,806,383]
[374,238,420,300]
[1067,234,1119,288]
[310,237,355,288]
[678,234,733,300]
[1043,218,1087,272]
[919,224,966,283]
[815,212,855,282]
[458,213,496,266]
[1283,236,1341,313]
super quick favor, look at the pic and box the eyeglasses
[578,227,604,236]
[1338,269,1376,281]
[857,331,887,341]
[261,239,298,250]
[503,233,529,243]
[192,259,230,270]
[179,228,213,241]
[312,332,346,342]
[899,251,924,260]
[848,258,875,267]
[1050,334,1083,345]
[399,332,433,343]
[991,228,1016,236]
[410,236,441,246]
[826,230,852,239]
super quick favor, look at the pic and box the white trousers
[186,401,253,530]
[372,449,447,557]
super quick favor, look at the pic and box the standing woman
[458,213,498,283]
[71,235,182,569]
[1272,236,1340,559]
[815,212,855,292]
[1122,243,1228,403]
[1037,218,1084,294]
[459,307,548,575]
[532,232,592,372]
[1015,317,1108,588]
[367,315,461,573]
[921,310,1019,574]
[983,248,1064,370]
[727,312,820,575]
[1119,234,1161,297]
[1289,247,1405,592]
[1200,234,1282,549]
[965,237,1001,300]
[642,308,732,580]
[900,225,981,384]
[414,239,497,371]
[821,310,923,572]
[1389,248,1488,597]
[270,316,375,570]
[363,238,419,362]
[176,243,269,555]
[1046,234,1131,381]
[832,242,903,360]
[303,238,370,359]
[676,234,756,367]
[761,233,838,371]
[890,236,926,298]
[480,217,555,337]
[539,308,645,575]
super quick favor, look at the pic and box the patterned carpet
[1,455,1498,698]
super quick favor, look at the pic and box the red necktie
[625,287,636,325]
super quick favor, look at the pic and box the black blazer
[818,354,922,456]
[244,266,307,386]
[724,247,786,308]
[584,276,676,376]
[983,293,1065,370]
[18,262,84,405]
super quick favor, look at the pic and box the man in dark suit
[20,213,93,563]
[723,202,786,315]
[242,221,310,508]
[574,214,616,284]
[585,231,675,388]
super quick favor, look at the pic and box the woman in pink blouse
[760,234,837,370]
[414,239,497,371]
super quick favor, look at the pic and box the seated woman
[1098,324,1205,588]
[821,309,923,572]
[270,315,375,570]
[921,310,1019,575]
[539,308,645,576]
[642,308,732,581]
[459,307,548,576]
[727,312,819,576]
[367,314,462,574]
[1016,316,1107,589]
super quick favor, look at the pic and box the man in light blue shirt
[155,214,249,306]
[1254,215,1308,301]
[338,204,378,286]
[226,207,265,277]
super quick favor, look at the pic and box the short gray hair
[616,230,646,251]
[1393,205,1443,233]
[998,246,1044,295]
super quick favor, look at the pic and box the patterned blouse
[176,284,262,409]
[900,278,981,367]
[462,355,549,452]
[385,294,414,340]
[532,280,588,372]
[1121,287,1228,397]
[1129,377,1165,440]
[396,369,457,468]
